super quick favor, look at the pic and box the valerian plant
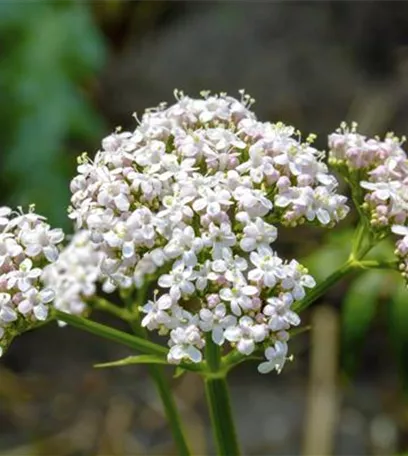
[0,91,406,455]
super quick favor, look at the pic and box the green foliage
[341,270,385,374]
[303,227,406,379]
[302,228,352,281]
[0,1,106,228]
[388,281,408,395]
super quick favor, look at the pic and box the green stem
[204,376,241,456]
[205,333,221,372]
[295,259,356,312]
[90,297,132,321]
[204,336,241,456]
[148,365,191,456]
[351,220,366,258]
[296,220,385,313]
[359,259,400,270]
[127,288,192,456]
[54,310,167,357]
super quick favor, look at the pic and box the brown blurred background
[2,1,408,455]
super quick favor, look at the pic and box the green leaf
[341,270,384,375]
[303,229,352,282]
[388,281,408,395]
[95,354,168,369]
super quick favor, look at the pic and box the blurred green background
[2,1,408,455]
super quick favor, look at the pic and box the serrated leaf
[95,354,168,369]
[341,270,384,375]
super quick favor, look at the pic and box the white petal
[157,295,173,310]
[40,288,55,303]
[25,244,42,258]
[316,209,330,225]
[257,361,274,374]
[158,274,173,288]
[219,288,233,301]
[224,326,241,342]
[237,338,255,355]
[33,304,48,321]
[212,326,224,345]
[392,225,408,236]
[169,345,185,360]
[44,245,59,262]
[240,237,256,252]
[186,345,202,363]
[242,285,258,296]
[114,194,130,212]
[193,198,207,212]
[0,306,17,322]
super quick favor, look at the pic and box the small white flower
[264,293,300,331]
[211,248,247,284]
[158,260,196,300]
[240,218,278,252]
[199,304,236,345]
[168,325,204,364]
[21,224,64,262]
[257,341,289,374]
[219,285,258,316]
[204,223,236,259]
[224,316,267,355]
[141,294,173,331]
[7,258,42,292]
[249,246,285,287]
[192,187,232,216]
[233,187,273,217]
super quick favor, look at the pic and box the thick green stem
[204,336,241,456]
[54,310,167,357]
[204,376,241,456]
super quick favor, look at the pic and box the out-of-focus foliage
[341,270,385,374]
[303,229,352,282]
[304,229,408,386]
[0,0,106,228]
[389,281,408,395]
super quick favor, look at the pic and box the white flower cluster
[391,225,408,281]
[329,123,408,228]
[0,206,64,356]
[69,90,348,373]
[329,123,408,284]
[42,230,103,319]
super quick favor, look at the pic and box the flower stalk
[54,310,167,357]
[127,288,192,456]
[204,336,241,456]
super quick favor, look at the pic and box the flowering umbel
[0,206,64,356]
[69,91,348,372]
[42,230,104,319]
[329,123,408,284]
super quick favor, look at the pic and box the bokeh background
[2,1,408,455]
